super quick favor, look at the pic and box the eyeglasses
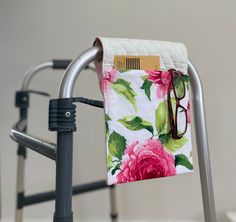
[167,69,187,139]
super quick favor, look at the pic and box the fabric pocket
[100,68,193,185]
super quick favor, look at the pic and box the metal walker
[11,58,118,222]
[11,46,216,222]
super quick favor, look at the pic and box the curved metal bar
[21,61,96,91]
[21,61,53,91]
[59,46,101,98]
[59,47,216,222]
[188,61,216,222]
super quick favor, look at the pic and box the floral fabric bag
[94,37,193,185]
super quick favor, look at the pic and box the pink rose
[146,70,172,98]
[187,100,191,123]
[100,69,117,93]
[116,139,176,183]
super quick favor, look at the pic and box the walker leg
[15,92,28,222]
[109,185,118,222]
[15,147,26,222]
[188,61,216,222]
[54,132,73,222]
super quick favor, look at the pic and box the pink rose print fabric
[100,69,117,93]
[101,69,193,185]
[146,70,172,98]
[117,139,176,183]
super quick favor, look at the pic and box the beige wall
[1,0,236,221]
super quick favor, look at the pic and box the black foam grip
[52,60,72,69]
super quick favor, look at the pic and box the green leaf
[159,132,172,145]
[173,75,185,98]
[177,82,184,98]
[159,131,188,153]
[118,115,154,135]
[155,99,177,135]
[111,79,137,111]
[108,131,126,160]
[155,101,168,134]
[182,74,189,83]
[141,79,153,101]
[175,154,193,170]
[141,75,148,81]
[105,114,111,134]
[173,74,189,94]
[165,136,188,153]
[111,163,121,175]
[183,75,190,90]
[107,153,113,170]
[105,114,111,121]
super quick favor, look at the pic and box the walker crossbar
[53,46,216,222]
[11,126,56,160]
[18,180,108,208]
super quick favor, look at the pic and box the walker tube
[188,62,216,222]
[10,127,56,160]
[15,59,72,222]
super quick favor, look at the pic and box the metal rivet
[64,111,71,118]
